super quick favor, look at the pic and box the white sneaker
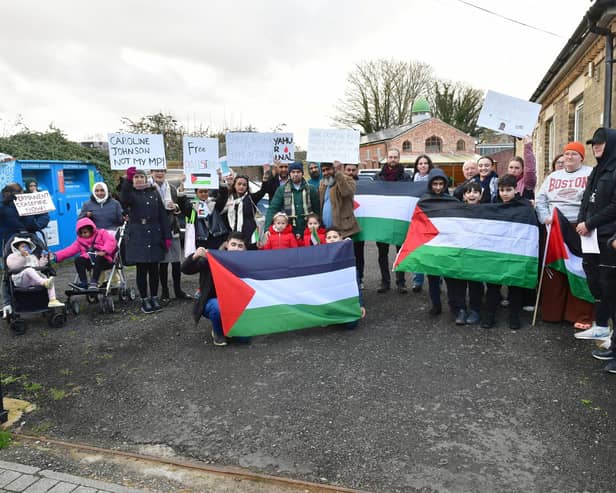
[574,324,611,340]
[48,298,65,308]
[522,305,535,312]
[500,299,510,307]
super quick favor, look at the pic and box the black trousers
[159,262,182,296]
[354,241,365,283]
[136,262,159,298]
[486,283,522,319]
[74,256,113,283]
[376,242,405,287]
[583,247,616,327]
[447,278,483,312]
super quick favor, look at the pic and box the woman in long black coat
[120,168,171,314]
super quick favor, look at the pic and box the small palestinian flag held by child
[545,208,594,303]
[208,241,361,337]
[353,181,427,246]
[310,227,321,245]
[393,197,539,289]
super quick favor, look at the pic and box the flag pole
[532,220,552,328]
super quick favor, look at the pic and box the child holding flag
[482,174,532,330]
[301,213,326,246]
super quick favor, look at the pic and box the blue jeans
[203,298,223,336]
[412,272,424,287]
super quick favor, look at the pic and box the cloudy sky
[0,0,592,147]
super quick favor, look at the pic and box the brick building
[359,99,480,184]
[529,0,616,185]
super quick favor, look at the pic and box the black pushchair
[64,221,136,315]
[2,232,67,334]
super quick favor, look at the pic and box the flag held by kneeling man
[208,241,362,337]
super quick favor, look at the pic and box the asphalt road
[1,243,615,492]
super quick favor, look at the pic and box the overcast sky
[0,0,593,147]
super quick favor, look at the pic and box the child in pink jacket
[54,217,117,291]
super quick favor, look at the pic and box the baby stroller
[64,221,136,315]
[2,232,67,334]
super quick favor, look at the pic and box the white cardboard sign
[182,136,220,189]
[307,128,360,164]
[14,191,56,216]
[226,132,294,166]
[477,90,541,138]
[107,133,167,170]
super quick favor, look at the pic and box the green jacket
[265,180,320,236]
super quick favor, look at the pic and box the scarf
[154,180,172,206]
[381,165,401,181]
[225,194,246,232]
[93,182,109,204]
[283,181,313,228]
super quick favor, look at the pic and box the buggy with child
[2,233,67,334]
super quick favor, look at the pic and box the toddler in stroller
[5,236,63,308]
[2,232,66,334]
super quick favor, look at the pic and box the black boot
[481,311,495,329]
[150,296,162,312]
[141,297,154,314]
[509,312,521,330]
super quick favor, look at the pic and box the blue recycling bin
[0,160,103,251]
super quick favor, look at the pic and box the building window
[425,136,442,153]
[574,100,584,142]
[402,140,412,152]
[456,139,465,151]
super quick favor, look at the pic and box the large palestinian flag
[207,241,361,337]
[353,181,427,246]
[545,208,594,302]
[394,198,539,289]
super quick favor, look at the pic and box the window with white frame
[574,100,584,143]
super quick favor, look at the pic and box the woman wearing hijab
[79,182,123,235]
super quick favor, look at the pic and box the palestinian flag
[545,208,594,302]
[310,227,321,245]
[353,181,427,246]
[394,197,539,289]
[207,241,361,337]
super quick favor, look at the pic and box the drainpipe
[588,22,614,127]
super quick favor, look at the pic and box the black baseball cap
[586,128,607,145]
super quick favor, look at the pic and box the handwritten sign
[226,132,294,166]
[182,136,220,189]
[477,90,541,138]
[14,191,56,216]
[107,133,167,170]
[307,128,360,164]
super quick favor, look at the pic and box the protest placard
[307,128,360,163]
[226,132,294,166]
[477,90,541,138]
[182,136,220,189]
[107,133,167,170]
[14,191,56,216]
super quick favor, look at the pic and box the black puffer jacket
[577,128,616,241]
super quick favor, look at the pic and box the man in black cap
[576,128,616,372]
[264,161,320,241]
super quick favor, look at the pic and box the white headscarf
[93,182,109,204]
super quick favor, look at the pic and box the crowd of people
[1,127,616,373]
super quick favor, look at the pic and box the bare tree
[429,81,484,136]
[334,59,434,134]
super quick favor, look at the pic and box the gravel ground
[1,243,615,492]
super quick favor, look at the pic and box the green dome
[412,97,431,113]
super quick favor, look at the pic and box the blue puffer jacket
[79,196,123,231]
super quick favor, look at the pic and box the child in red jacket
[301,213,327,246]
[261,212,298,250]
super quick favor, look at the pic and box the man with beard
[264,161,320,241]
[374,148,411,293]
[307,162,322,189]
[318,162,359,240]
